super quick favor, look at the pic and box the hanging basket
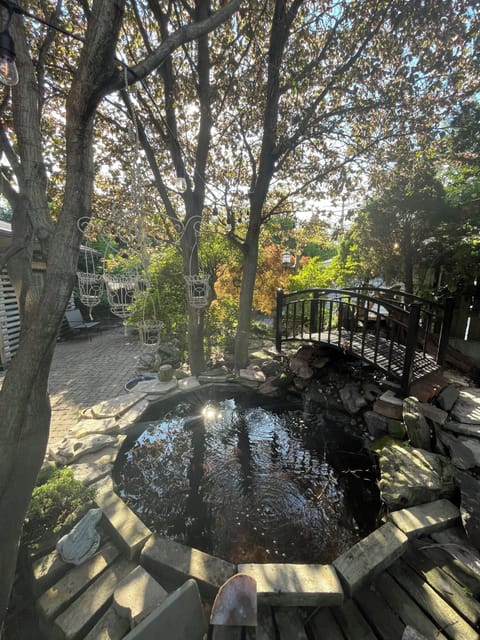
[76,272,104,311]
[104,274,139,320]
[184,274,210,309]
[137,321,162,347]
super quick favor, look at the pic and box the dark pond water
[115,393,380,564]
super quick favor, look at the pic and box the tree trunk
[234,227,260,370]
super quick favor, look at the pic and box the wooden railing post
[401,302,421,396]
[436,296,455,365]
[275,288,284,352]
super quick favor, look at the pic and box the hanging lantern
[184,274,210,309]
[104,274,139,320]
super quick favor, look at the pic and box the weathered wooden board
[331,599,377,640]
[273,607,308,640]
[431,528,480,580]
[308,607,345,640]
[354,585,405,639]
[415,541,480,597]
[388,558,479,640]
[402,547,480,627]
[245,606,276,640]
[374,571,448,640]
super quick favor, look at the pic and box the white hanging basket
[137,321,162,347]
[104,274,139,320]
[76,272,104,311]
[184,274,210,309]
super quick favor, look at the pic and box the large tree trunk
[234,229,260,370]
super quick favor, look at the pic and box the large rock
[374,390,403,420]
[436,385,460,412]
[56,508,103,565]
[378,444,456,509]
[403,397,431,450]
[451,388,480,425]
[439,432,480,470]
[49,434,118,465]
[339,383,367,415]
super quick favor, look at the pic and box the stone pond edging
[40,349,480,632]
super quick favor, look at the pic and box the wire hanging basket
[76,272,104,318]
[184,274,210,309]
[136,288,162,347]
[103,274,139,320]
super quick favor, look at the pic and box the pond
[114,389,380,564]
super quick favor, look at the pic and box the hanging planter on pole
[184,274,210,309]
[76,272,104,320]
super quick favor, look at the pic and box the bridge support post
[310,290,320,338]
[275,288,284,353]
[401,302,421,396]
[436,296,455,366]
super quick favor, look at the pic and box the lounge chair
[64,308,100,339]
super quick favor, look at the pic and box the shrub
[22,466,96,547]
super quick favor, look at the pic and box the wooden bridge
[274,287,455,395]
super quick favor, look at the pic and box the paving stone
[388,499,460,539]
[113,565,168,627]
[31,549,71,596]
[436,385,460,411]
[68,418,118,439]
[83,605,130,640]
[444,420,480,439]
[121,579,207,640]
[37,542,119,620]
[373,391,403,420]
[95,491,152,560]
[237,563,343,607]
[140,534,236,597]
[53,557,135,640]
[451,388,480,425]
[333,522,409,597]
[90,392,147,419]
[69,461,112,486]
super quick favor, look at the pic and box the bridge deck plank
[291,329,440,383]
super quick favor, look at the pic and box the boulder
[49,434,118,465]
[438,432,480,470]
[403,397,431,451]
[451,388,480,425]
[289,356,314,379]
[339,383,368,415]
[374,390,403,420]
[363,411,389,439]
[436,385,460,412]
[378,444,456,509]
[56,508,103,565]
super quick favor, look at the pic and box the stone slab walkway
[0,327,141,447]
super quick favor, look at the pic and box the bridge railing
[274,287,454,392]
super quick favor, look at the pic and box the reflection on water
[115,397,380,564]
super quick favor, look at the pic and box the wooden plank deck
[216,534,480,638]
[291,328,441,384]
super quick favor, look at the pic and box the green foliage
[289,256,336,291]
[127,247,188,353]
[23,466,96,546]
[205,297,239,356]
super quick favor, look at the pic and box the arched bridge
[274,287,455,395]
